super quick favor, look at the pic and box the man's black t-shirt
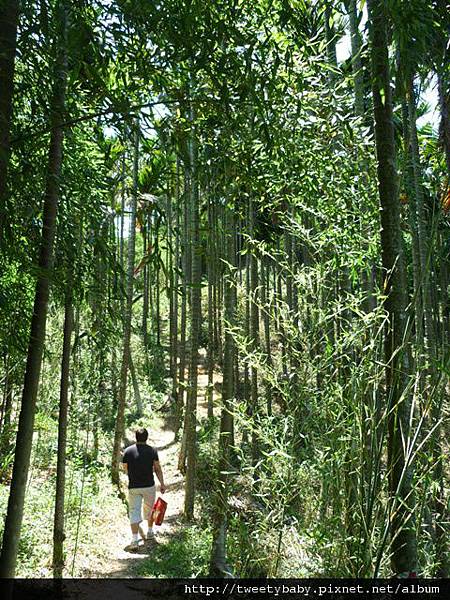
[122,443,159,489]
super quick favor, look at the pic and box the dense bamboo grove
[0,0,449,580]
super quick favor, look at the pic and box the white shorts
[128,485,156,524]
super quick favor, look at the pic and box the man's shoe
[145,529,155,542]
[125,539,140,552]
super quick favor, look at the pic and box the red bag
[150,496,167,526]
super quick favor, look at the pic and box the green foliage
[135,525,212,578]
[196,417,220,498]
[145,342,168,392]
[0,448,14,484]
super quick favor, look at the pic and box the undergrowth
[136,525,212,577]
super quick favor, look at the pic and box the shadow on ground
[160,414,179,432]
[130,525,210,578]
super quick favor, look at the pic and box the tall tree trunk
[401,101,423,354]
[184,104,201,520]
[275,241,288,376]
[0,355,13,453]
[437,72,450,173]
[367,0,417,576]
[435,69,450,577]
[111,218,119,414]
[0,1,68,577]
[345,0,364,116]
[146,212,152,369]
[171,159,180,404]
[210,208,236,576]
[324,2,337,79]
[142,218,149,359]
[241,202,251,446]
[249,198,260,468]
[166,177,175,381]
[216,206,224,364]
[213,217,220,361]
[52,283,73,578]
[206,191,215,418]
[0,0,19,237]
[119,149,126,283]
[435,233,449,576]
[407,76,435,371]
[176,165,189,443]
[156,241,161,346]
[405,75,447,574]
[262,256,272,416]
[111,120,139,485]
[346,0,376,313]
[128,351,142,416]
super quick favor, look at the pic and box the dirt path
[86,349,221,579]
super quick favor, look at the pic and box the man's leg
[128,489,143,547]
[143,485,156,538]
[131,523,139,535]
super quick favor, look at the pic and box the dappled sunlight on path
[87,348,222,578]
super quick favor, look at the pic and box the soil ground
[83,350,222,578]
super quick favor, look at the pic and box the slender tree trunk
[291,230,299,324]
[0,1,68,577]
[437,72,450,173]
[346,0,364,116]
[407,76,435,369]
[111,120,139,485]
[346,0,376,313]
[262,256,272,416]
[0,0,19,237]
[249,198,260,468]
[435,235,449,576]
[404,77,448,573]
[166,178,175,380]
[210,208,236,576]
[142,220,149,356]
[206,192,215,418]
[53,284,73,578]
[146,212,152,364]
[324,2,337,78]
[0,355,13,452]
[128,351,142,416]
[111,219,119,414]
[276,242,288,376]
[119,150,126,282]
[156,242,161,346]
[184,103,201,520]
[367,0,417,576]
[212,199,222,365]
[242,203,251,445]
[401,101,423,353]
[213,220,220,361]
[284,226,293,316]
[435,70,450,577]
[171,159,180,403]
[176,165,189,442]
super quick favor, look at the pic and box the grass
[135,525,212,578]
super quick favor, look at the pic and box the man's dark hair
[135,428,148,443]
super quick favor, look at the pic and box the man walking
[122,427,166,550]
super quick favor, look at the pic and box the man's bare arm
[154,460,166,493]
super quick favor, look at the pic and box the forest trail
[86,349,222,578]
